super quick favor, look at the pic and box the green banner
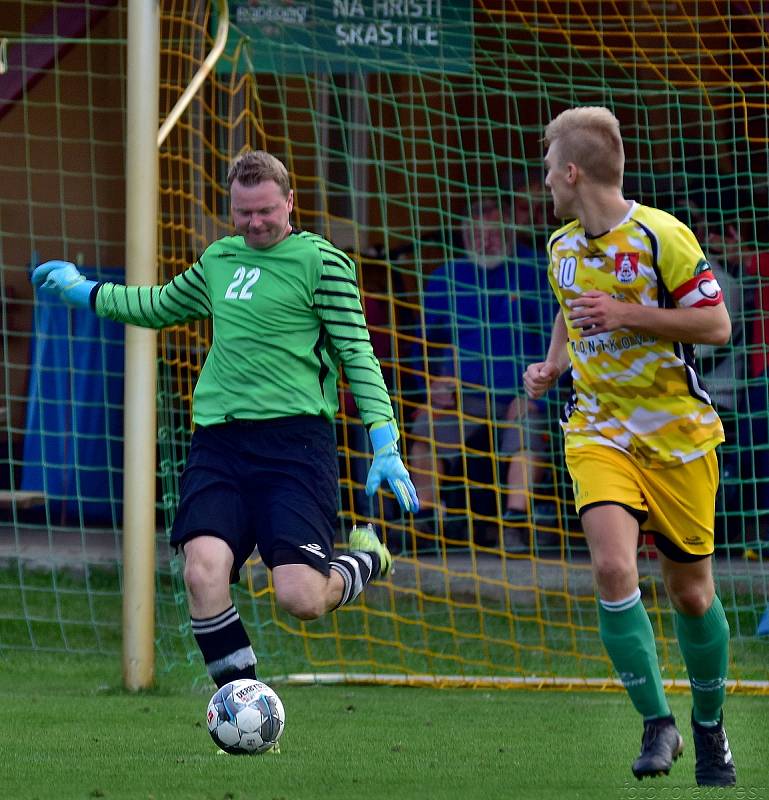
[222,0,473,74]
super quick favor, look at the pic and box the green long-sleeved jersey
[95,230,396,428]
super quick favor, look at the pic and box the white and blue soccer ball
[206,678,285,755]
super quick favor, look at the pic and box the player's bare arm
[569,290,731,345]
[524,309,570,399]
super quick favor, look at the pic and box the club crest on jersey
[614,252,639,283]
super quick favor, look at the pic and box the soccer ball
[206,678,285,755]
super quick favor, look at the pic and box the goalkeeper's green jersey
[95,230,396,428]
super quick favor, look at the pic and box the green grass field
[1,651,767,800]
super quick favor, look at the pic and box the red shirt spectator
[746,252,769,378]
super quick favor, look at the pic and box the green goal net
[1,0,767,689]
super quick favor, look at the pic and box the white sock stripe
[690,677,727,692]
[195,605,238,626]
[191,606,239,634]
[206,646,257,677]
[600,588,642,613]
[330,562,353,605]
[355,551,373,576]
[337,554,364,598]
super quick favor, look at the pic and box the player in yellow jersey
[524,107,736,787]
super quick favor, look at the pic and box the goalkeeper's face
[231,179,294,249]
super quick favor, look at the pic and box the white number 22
[225,266,261,300]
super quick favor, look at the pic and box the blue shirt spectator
[408,194,554,552]
[421,245,550,401]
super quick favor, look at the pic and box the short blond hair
[544,106,624,187]
[226,149,291,196]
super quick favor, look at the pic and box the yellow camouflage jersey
[548,201,725,467]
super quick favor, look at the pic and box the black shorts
[170,415,339,582]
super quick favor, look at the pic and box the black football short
[170,415,339,582]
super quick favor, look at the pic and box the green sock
[674,595,730,725]
[598,589,671,720]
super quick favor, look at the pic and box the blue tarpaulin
[22,267,125,525]
[758,606,769,637]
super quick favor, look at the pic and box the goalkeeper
[32,149,419,689]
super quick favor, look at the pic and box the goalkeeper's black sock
[329,551,378,609]
[191,605,257,688]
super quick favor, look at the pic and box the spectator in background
[742,240,769,550]
[409,194,552,552]
[699,221,747,525]
[675,205,747,550]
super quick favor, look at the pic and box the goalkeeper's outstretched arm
[31,259,212,328]
[306,243,419,513]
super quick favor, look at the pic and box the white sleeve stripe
[676,278,722,308]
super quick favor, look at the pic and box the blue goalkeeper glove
[365,420,419,513]
[31,260,96,309]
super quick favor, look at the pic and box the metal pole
[123,0,159,690]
